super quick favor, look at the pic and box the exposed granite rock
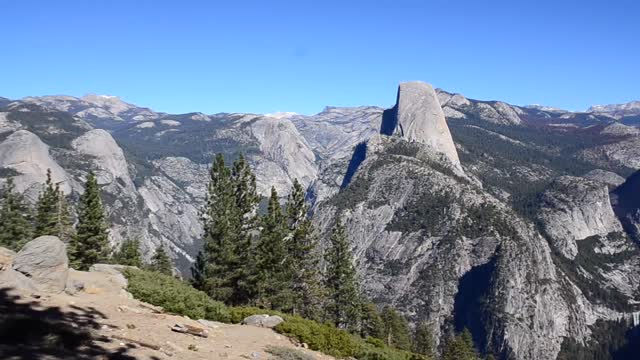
[582,169,626,190]
[12,236,69,293]
[382,82,461,169]
[0,130,72,198]
[538,176,623,259]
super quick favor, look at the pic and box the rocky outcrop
[2,236,69,293]
[381,82,461,169]
[247,116,318,195]
[0,130,72,198]
[538,176,623,259]
[582,169,626,190]
[72,129,134,187]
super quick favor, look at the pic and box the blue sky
[2,0,638,115]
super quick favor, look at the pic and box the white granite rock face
[538,176,623,259]
[391,82,461,168]
[0,130,72,197]
[72,129,134,186]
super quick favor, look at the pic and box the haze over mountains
[1,82,640,359]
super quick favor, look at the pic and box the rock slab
[12,236,69,293]
[242,314,284,328]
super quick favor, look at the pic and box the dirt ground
[0,268,332,360]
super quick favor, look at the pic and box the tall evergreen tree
[230,154,260,303]
[325,219,361,331]
[442,328,480,360]
[381,306,413,351]
[192,154,242,303]
[112,238,142,267]
[285,179,323,319]
[34,169,59,237]
[413,322,435,357]
[52,187,74,243]
[150,243,173,275]
[69,171,110,270]
[0,178,33,250]
[34,169,74,242]
[255,186,290,309]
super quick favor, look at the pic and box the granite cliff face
[382,82,461,169]
[2,86,640,359]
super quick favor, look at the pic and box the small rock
[117,305,142,314]
[165,341,184,352]
[242,314,284,328]
[126,324,136,329]
[251,352,261,359]
[197,319,224,329]
[302,343,309,349]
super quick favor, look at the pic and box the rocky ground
[0,238,331,360]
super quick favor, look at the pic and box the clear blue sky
[2,0,638,115]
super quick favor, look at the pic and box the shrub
[124,268,229,322]
[275,316,360,358]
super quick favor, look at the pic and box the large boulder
[89,263,133,288]
[11,236,69,293]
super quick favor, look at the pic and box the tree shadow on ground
[0,287,152,360]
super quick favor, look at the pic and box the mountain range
[1,83,640,359]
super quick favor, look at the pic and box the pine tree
[150,243,173,275]
[192,154,242,303]
[0,178,33,250]
[255,186,290,309]
[360,302,385,340]
[285,179,323,319]
[70,171,110,270]
[381,306,412,351]
[230,154,259,303]
[34,169,59,237]
[112,238,142,267]
[52,187,74,243]
[442,328,480,360]
[413,322,434,357]
[325,219,361,331]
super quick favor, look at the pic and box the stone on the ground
[89,263,132,288]
[198,319,225,329]
[12,236,68,293]
[242,314,284,328]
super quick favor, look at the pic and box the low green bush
[124,269,428,360]
[275,316,360,357]
[124,268,229,322]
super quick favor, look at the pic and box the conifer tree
[192,154,242,302]
[381,306,412,351]
[150,243,173,275]
[52,187,74,243]
[442,328,480,360]
[255,186,289,309]
[0,178,33,250]
[112,238,142,267]
[230,154,259,303]
[360,302,385,340]
[34,169,59,237]
[285,179,323,319]
[69,171,110,270]
[325,219,361,331]
[413,322,435,357]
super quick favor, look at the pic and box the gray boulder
[12,236,69,293]
[242,314,284,328]
[89,263,133,288]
